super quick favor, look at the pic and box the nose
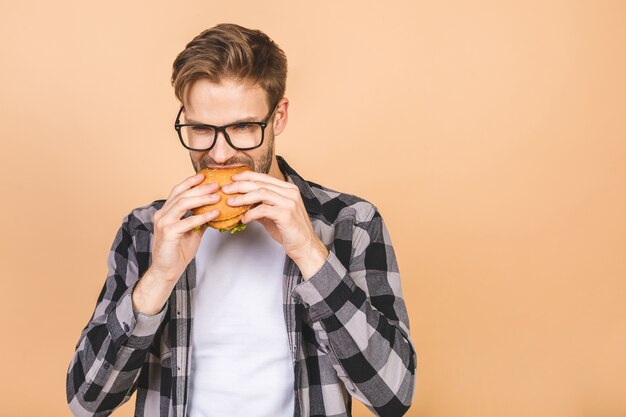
[208,129,237,164]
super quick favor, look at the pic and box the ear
[272,98,289,136]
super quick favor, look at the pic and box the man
[66,23,416,417]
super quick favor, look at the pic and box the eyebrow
[184,115,260,125]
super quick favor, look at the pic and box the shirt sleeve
[66,214,168,416]
[291,206,417,417]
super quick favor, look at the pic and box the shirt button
[103,362,110,370]
[123,323,130,332]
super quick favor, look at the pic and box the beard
[191,132,275,174]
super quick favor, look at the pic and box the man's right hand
[132,173,221,315]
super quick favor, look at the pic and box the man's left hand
[221,170,329,280]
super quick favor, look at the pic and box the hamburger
[192,165,253,234]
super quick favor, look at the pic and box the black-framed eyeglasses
[174,101,279,151]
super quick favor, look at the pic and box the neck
[268,156,286,181]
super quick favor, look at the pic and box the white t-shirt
[188,221,295,417]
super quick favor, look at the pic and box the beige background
[1,1,625,416]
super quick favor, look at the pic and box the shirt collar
[276,155,323,216]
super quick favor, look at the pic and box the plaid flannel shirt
[66,155,417,417]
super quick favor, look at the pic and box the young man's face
[181,78,286,177]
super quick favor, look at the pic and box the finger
[227,187,295,209]
[222,180,299,199]
[161,193,222,225]
[162,182,220,213]
[171,209,221,234]
[241,203,282,224]
[166,173,205,202]
[231,170,298,190]
[184,182,220,197]
[161,173,205,213]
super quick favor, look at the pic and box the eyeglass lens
[180,124,263,150]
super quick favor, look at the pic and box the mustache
[200,156,254,170]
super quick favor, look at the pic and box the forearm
[291,237,329,281]
[132,267,178,315]
[292,251,416,416]
[320,285,415,416]
[67,211,171,415]
[67,283,167,415]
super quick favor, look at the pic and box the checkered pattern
[66,156,417,417]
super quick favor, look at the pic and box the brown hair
[171,23,287,109]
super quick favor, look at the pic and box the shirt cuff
[290,250,357,322]
[106,284,168,350]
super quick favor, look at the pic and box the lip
[205,165,245,169]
